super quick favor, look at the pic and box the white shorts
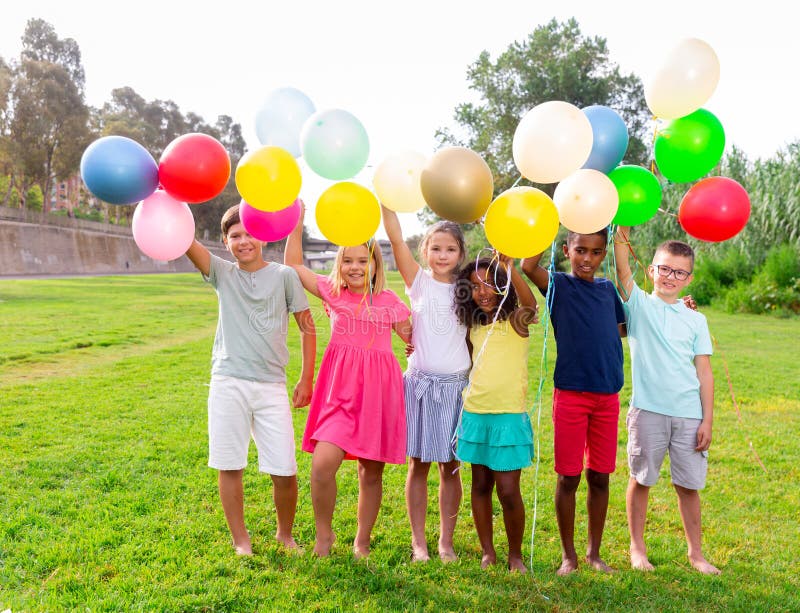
[208,375,297,476]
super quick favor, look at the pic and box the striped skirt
[404,368,468,463]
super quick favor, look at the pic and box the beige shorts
[626,407,708,490]
[208,375,297,476]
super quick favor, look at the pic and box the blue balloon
[80,136,159,205]
[581,105,629,175]
[255,87,316,158]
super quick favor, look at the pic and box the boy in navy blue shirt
[522,229,625,575]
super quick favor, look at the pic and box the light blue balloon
[300,108,369,181]
[80,136,159,205]
[255,87,316,158]
[581,105,629,175]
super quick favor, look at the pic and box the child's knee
[557,473,582,493]
[585,469,610,490]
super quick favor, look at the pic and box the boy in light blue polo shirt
[614,227,720,575]
[186,204,316,556]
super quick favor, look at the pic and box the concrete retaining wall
[0,206,282,276]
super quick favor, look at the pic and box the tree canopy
[437,18,651,196]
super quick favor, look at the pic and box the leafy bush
[760,243,800,287]
[724,273,800,315]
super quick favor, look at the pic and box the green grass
[1,272,798,611]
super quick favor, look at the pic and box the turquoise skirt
[457,411,533,472]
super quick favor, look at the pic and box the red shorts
[552,388,620,476]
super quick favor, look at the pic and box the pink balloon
[240,198,302,242]
[132,189,195,260]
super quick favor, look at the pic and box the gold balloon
[484,187,560,259]
[419,146,494,223]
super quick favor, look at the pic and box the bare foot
[586,556,616,573]
[556,558,578,576]
[438,547,457,563]
[411,544,430,562]
[353,543,370,559]
[233,543,253,556]
[508,556,528,574]
[314,533,335,557]
[276,534,299,549]
[689,556,721,575]
[480,552,497,569]
[630,550,654,571]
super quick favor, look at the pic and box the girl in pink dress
[285,205,412,558]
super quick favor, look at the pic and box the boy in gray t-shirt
[186,204,316,556]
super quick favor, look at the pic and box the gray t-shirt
[204,254,309,383]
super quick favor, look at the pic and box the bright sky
[2,1,796,239]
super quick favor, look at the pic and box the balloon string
[528,242,555,576]
[711,334,768,472]
[511,175,523,189]
[650,115,659,174]
[658,207,678,218]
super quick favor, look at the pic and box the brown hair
[418,221,466,275]
[654,240,695,268]
[327,242,387,296]
[220,204,240,238]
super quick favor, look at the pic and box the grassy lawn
[1,272,798,612]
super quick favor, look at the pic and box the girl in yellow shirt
[454,254,539,573]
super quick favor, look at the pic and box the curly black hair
[453,258,518,328]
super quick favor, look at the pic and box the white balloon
[373,151,428,213]
[644,38,720,119]
[512,101,593,184]
[553,169,619,234]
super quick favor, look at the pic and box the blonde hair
[327,242,387,296]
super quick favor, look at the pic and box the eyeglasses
[654,264,692,281]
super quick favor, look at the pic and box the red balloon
[678,177,750,242]
[158,133,231,203]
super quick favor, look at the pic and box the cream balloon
[512,101,593,184]
[644,38,720,119]
[553,169,619,234]
[372,151,428,213]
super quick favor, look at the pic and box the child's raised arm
[284,202,321,299]
[613,226,634,302]
[500,253,539,328]
[186,239,211,277]
[520,250,550,292]
[381,205,420,288]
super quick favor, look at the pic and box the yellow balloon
[316,182,381,246]
[373,150,428,213]
[235,146,301,211]
[420,147,493,223]
[484,187,560,258]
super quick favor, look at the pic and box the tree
[6,19,91,211]
[435,18,651,204]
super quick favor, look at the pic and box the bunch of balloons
[644,38,749,241]
[252,87,377,246]
[81,133,231,260]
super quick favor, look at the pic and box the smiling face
[339,245,374,292]
[649,252,694,303]
[223,222,264,266]
[424,230,463,281]
[470,267,499,313]
[563,233,607,282]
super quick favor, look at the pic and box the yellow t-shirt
[462,319,529,414]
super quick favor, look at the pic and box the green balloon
[610,166,662,226]
[654,109,725,183]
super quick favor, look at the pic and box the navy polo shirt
[544,272,625,394]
